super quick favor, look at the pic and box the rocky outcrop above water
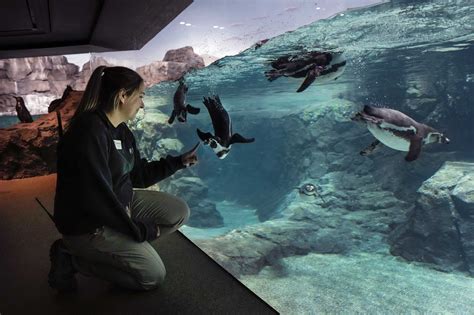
[0,46,209,178]
[0,89,198,190]
[163,46,205,69]
[389,161,474,275]
[71,56,113,91]
[0,90,82,179]
[0,47,207,116]
[136,46,205,87]
[0,91,178,180]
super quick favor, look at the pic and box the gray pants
[63,190,190,291]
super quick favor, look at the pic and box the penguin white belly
[367,123,410,151]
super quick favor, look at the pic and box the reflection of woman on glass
[49,66,199,292]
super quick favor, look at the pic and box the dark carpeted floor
[0,174,278,314]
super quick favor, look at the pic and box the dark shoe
[48,239,78,292]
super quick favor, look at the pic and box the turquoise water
[0,115,42,128]
[0,116,19,128]
[145,0,474,312]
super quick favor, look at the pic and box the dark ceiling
[0,0,193,59]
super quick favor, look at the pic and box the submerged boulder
[196,218,348,277]
[389,161,474,275]
[163,176,223,228]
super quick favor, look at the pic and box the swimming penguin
[168,81,200,124]
[197,95,254,159]
[265,51,346,92]
[352,105,450,162]
[14,96,33,123]
[254,38,269,50]
[295,183,326,204]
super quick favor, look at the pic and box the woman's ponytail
[69,66,107,126]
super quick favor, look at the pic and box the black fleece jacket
[53,110,185,242]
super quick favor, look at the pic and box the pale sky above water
[65,0,384,69]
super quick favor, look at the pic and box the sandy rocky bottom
[182,199,474,314]
[240,252,474,314]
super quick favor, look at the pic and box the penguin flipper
[168,111,177,124]
[405,136,422,162]
[229,133,255,144]
[360,140,381,156]
[296,68,318,93]
[186,104,200,115]
[196,128,214,142]
[177,114,186,122]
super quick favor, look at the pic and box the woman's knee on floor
[135,259,166,291]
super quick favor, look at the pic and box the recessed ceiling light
[180,22,185,25]
[213,25,219,28]
[185,23,192,26]
[316,7,320,10]
[219,27,225,29]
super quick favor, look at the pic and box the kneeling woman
[49,66,198,292]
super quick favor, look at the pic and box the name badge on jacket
[113,140,122,150]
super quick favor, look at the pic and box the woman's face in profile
[122,82,145,121]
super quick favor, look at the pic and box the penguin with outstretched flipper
[352,105,450,161]
[197,95,254,159]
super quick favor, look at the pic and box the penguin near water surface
[265,51,346,92]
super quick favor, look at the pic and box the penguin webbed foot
[168,111,177,124]
[176,110,187,123]
[265,70,281,82]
